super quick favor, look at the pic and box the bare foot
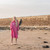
[11,43,13,46]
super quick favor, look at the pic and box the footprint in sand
[17,46,21,49]
[44,33,47,34]
[38,37,42,39]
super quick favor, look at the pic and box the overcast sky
[0,0,50,18]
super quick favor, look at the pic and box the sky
[0,0,50,18]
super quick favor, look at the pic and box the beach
[0,29,50,50]
[0,0,50,50]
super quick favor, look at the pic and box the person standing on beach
[10,16,19,45]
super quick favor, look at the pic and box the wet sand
[0,29,50,50]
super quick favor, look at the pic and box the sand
[0,29,50,50]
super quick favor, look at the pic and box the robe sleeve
[10,22,13,30]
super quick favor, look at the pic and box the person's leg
[11,37,13,45]
[14,38,17,45]
[15,38,17,43]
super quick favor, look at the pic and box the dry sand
[0,15,50,26]
[0,29,50,50]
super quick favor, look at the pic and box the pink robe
[10,20,19,38]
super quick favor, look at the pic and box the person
[10,16,19,45]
